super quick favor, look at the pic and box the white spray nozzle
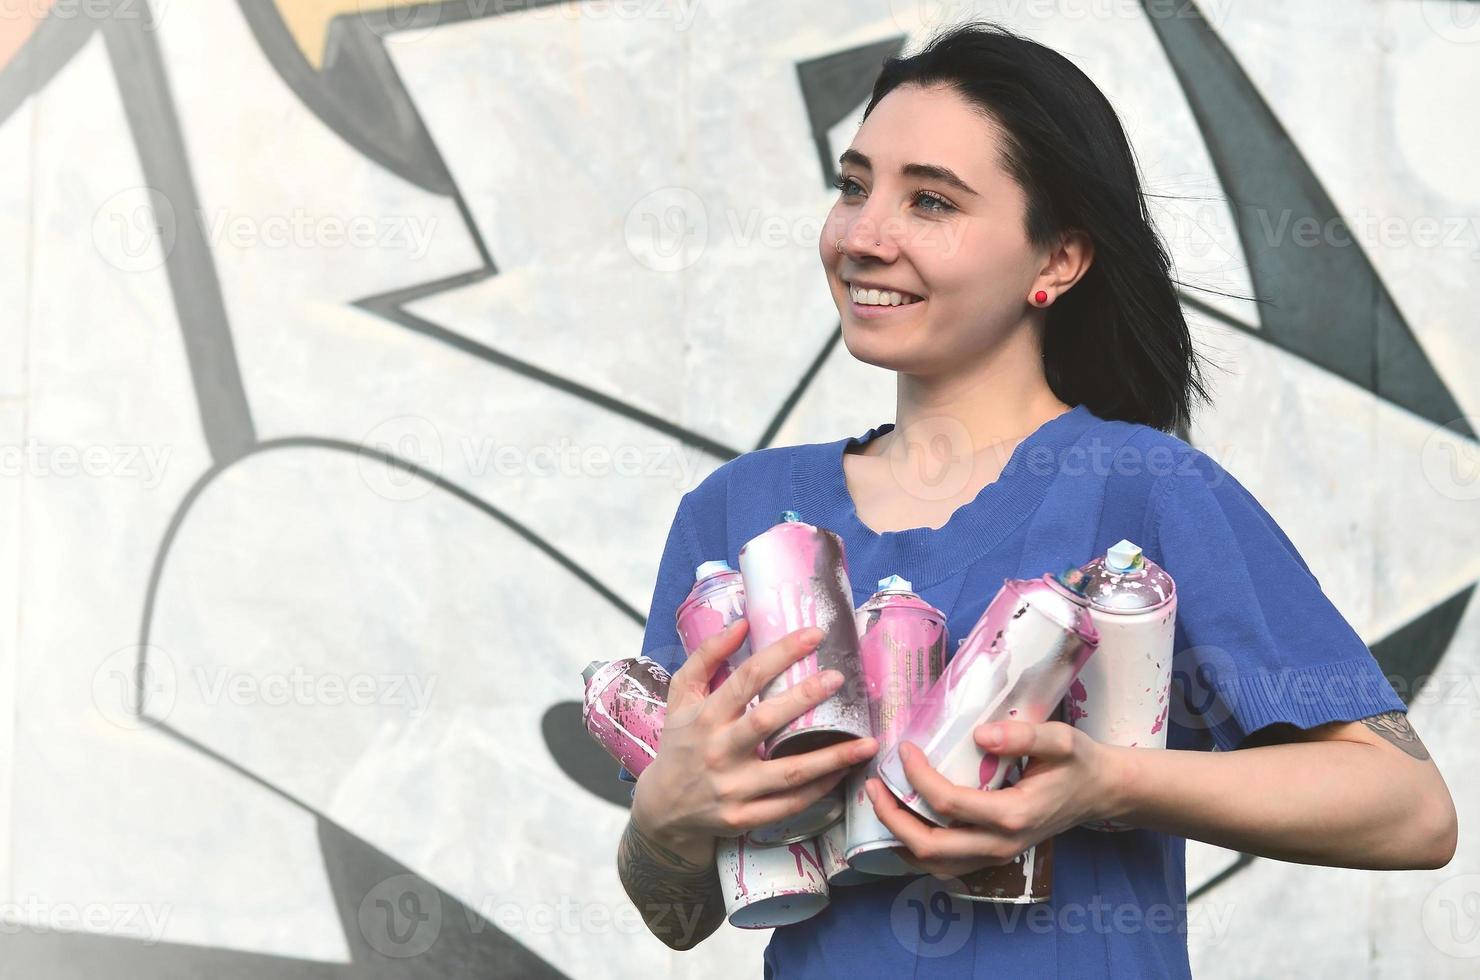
[1105,539,1144,573]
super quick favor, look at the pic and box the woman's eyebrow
[838,148,980,197]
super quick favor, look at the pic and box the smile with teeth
[849,283,923,307]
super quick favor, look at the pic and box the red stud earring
[1033,290,1049,305]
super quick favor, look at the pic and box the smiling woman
[614,18,1458,980]
[815,25,1211,436]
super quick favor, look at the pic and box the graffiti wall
[0,0,1476,976]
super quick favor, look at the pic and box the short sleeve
[616,492,704,794]
[1150,449,1406,752]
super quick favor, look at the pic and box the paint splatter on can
[738,512,872,759]
[716,834,831,928]
[845,575,947,875]
[676,560,753,692]
[949,835,1054,904]
[875,572,1099,826]
[818,818,880,887]
[1064,538,1177,831]
[580,657,670,778]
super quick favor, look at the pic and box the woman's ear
[1043,228,1094,295]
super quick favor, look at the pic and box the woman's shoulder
[676,434,821,518]
[1082,417,1232,496]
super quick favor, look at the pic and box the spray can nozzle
[1105,539,1145,573]
[695,559,731,580]
[1055,567,1090,596]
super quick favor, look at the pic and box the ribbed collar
[789,403,1100,589]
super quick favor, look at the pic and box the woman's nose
[838,216,894,258]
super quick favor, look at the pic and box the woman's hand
[864,719,1128,878]
[631,618,880,850]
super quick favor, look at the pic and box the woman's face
[819,83,1048,376]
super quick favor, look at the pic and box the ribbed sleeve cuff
[1208,658,1408,752]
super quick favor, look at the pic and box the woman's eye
[832,176,862,197]
[830,177,953,214]
[915,191,954,214]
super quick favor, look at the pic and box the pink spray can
[580,657,670,778]
[876,571,1099,826]
[1063,538,1177,831]
[845,575,947,875]
[737,512,872,759]
[676,560,753,692]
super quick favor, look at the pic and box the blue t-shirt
[619,403,1405,978]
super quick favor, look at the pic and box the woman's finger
[742,736,877,797]
[668,618,748,709]
[722,665,857,758]
[706,625,824,721]
[897,741,1027,832]
[973,719,1077,761]
[730,766,851,834]
[864,776,1020,864]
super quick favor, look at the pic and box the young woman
[614,21,1457,977]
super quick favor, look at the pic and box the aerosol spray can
[950,837,1053,904]
[876,571,1099,826]
[716,834,831,928]
[738,512,872,759]
[580,657,670,778]
[818,819,878,887]
[1063,538,1177,831]
[845,575,947,875]
[676,560,753,692]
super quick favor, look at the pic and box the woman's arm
[1115,710,1458,870]
[614,621,873,949]
[615,815,725,951]
[863,712,1458,877]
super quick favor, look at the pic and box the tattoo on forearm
[1360,711,1430,761]
[617,819,725,950]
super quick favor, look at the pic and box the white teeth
[849,284,920,307]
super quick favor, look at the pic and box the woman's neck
[865,342,1071,460]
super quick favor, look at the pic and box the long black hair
[862,21,1216,433]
